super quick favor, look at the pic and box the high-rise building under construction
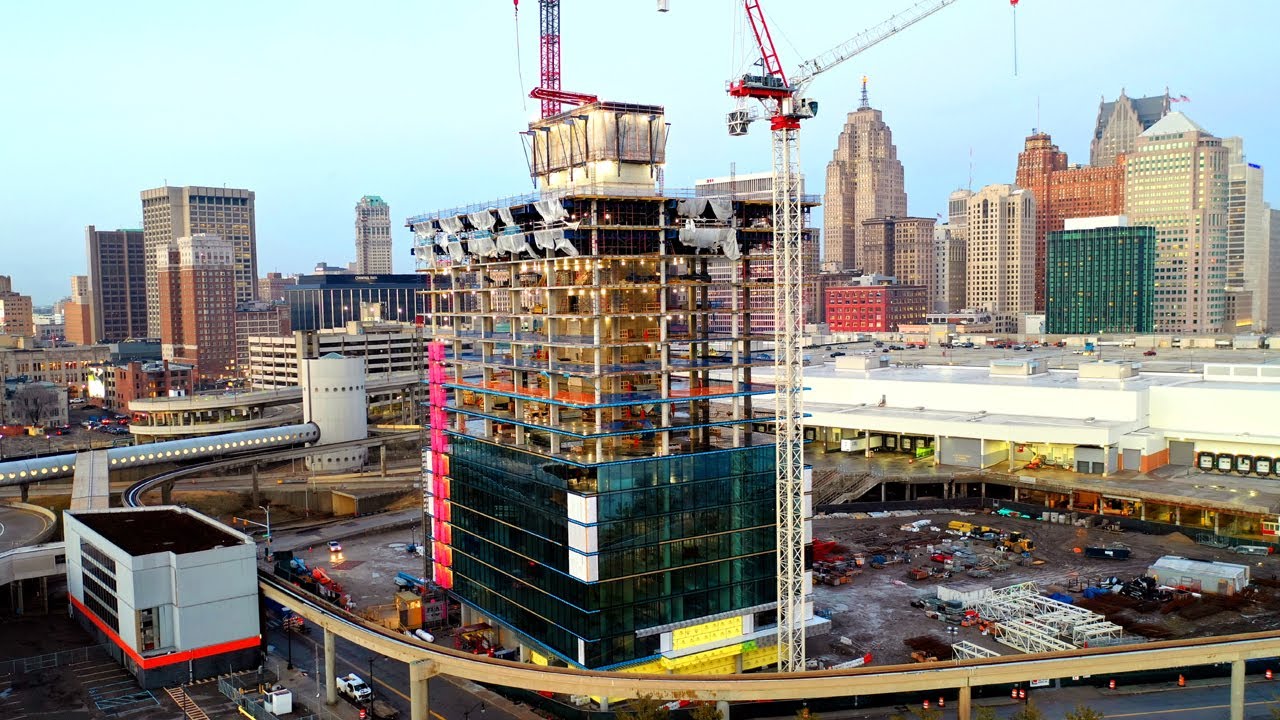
[412,101,822,671]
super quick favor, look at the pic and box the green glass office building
[1046,222,1155,334]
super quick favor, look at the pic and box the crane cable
[513,0,529,112]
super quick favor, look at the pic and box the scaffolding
[951,641,1001,661]
[959,581,1135,655]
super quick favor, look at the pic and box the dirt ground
[809,509,1280,668]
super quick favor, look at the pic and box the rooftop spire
[859,75,870,110]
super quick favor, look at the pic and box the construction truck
[337,674,373,703]
[997,532,1035,554]
[454,623,499,656]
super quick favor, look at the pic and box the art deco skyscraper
[965,184,1036,316]
[1091,90,1171,167]
[823,79,906,272]
[1124,113,1228,334]
[354,195,393,274]
[141,186,257,335]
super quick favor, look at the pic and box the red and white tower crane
[727,0,959,673]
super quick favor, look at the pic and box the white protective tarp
[467,210,496,232]
[498,207,517,228]
[434,232,451,251]
[709,198,732,221]
[533,229,562,251]
[439,216,465,235]
[466,231,499,258]
[498,229,535,256]
[534,199,568,223]
[446,240,465,262]
[677,198,708,218]
[554,234,579,256]
[677,220,740,260]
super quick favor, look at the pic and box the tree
[615,695,670,720]
[1010,700,1046,720]
[889,707,941,720]
[973,708,999,720]
[11,384,58,426]
[1065,705,1105,720]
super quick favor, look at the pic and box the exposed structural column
[1230,659,1245,720]
[324,628,337,705]
[409,659,437,720]
[957,686,971,720]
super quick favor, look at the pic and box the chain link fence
[0,645,100,678]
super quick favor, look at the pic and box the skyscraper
[355,195,393,274]
[965,184,1035,316]
[157,234,237,381]
[1016,132,1126,311]
[1124,112,1229,334]
[1091,90,1171,167]
[859,216,936,291]
[0,276,34,337]
[823,79,907,272]
[141,186,257,335]
[85,226,149,344]
[64,276,93,346]
[1046,216,1154,334]
[1222,138,1270,331]
[258,272,296,303]
[931,224,966,313]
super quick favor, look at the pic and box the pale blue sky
[2,1,1278,304]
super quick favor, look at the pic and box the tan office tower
[1222,138,1270,331]
[823,79,906,272]
[355,195,393,274]
[157,234,237,382]
[0,276,34,337]
[65,276,93,345]
[965,184,1035,316]
[1125,113,1229,334]
[859,216,936,289]
[1091,90,1171,167]
[932,224,967,313]
[141,186,257,335]
[86,226,149,343]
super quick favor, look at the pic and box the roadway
[0,503,53,552]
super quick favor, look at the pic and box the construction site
[807,507,1280,670]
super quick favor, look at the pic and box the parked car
[1143,350,1157,356]
[830,351,846,357]
[328,540,343,553]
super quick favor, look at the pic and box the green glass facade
[447,436,776,668]
[1046,224,1155,334]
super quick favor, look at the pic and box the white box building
[64,506,260,688]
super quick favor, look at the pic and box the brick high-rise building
[1124,112,1229,334]
[0,276,34,337]
[354,195,393,274]
[157,235,237,381]
[1016,132,1126,311]
[1091,90,1171,167]
[64,276,93,345]
[823,80,907,272]
[258,272,296,303]
[142,186,257,335]
[965,184,1035,316]
[85,226,149,344]
[826,282,927,333]
[858,216,936,296]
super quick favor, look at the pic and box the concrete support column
[716,700,731,720]
[1230,658,1245,720]
[1214,512,1220,534]
[880,483,886,502]
[957,686,971,720]
[380,445,388,477]
[161,481,173,505]
[864,430,871,458]
[1140,503,1146,521]
[251,464,260,508]
[40,576,48,614]
[324,628,337,705]
[1012,487,1019,503]
[1175,506,1181,526]
[409,660,436,720]
[19,483,28,503]
[599,697,609,711]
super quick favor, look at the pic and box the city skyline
[3,1,1279,303]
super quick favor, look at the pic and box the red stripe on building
[70,595,259,670]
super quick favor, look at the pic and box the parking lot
[0,406,133,460]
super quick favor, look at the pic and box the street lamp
[463,702,486,720]
[259,504,273,559]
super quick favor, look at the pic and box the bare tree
[1065,705,1105,720]
[1010,701,1046,720]
[689,703,723,720]
[890,707,941,720]
[615,695,670,720]
[11,384,57,426]
[974,708,999,720]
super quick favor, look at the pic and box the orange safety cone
[1178,674,1186,687]
[938,696,945,708]
[1268,669,1275,680]
[1109,678,1117,690]
[1018,688,1026,700]
[1011,688,1019,700]
[922,699,930,709]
